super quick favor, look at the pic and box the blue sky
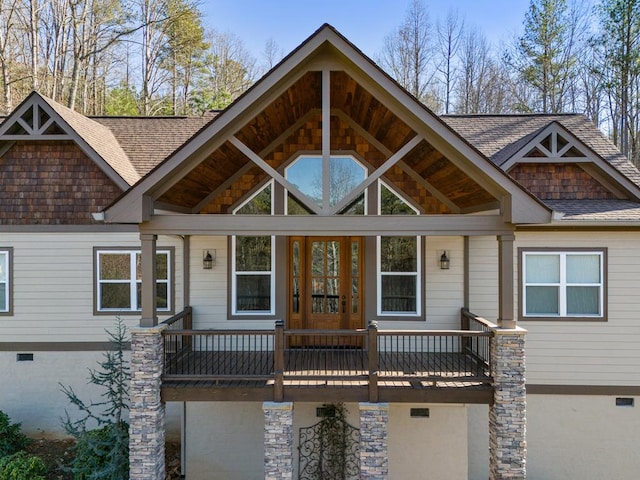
[203,0,533,61]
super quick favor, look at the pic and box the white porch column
[140,233,157,328]
[359,402,389,479]
[263,402,294,480]
[129,324,166,480]
[497,234,516,329]
[489,327,527,480]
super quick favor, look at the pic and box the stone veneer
[263,402,294,480]
[129,325,166,480]
[359,402,389,479]
[489,327,527,480]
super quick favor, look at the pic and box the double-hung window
[231,182,275,316]
[0,248,11,314]
[377,181,422,316]
[96,249,172,313]
[522,249,605,319]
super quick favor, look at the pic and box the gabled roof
[0,92,137,188]
[103,24,551,226]
[93,113,217,177]
[442,114,640,188]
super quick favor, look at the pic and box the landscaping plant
[60,318,130,480]
[0,411,29,458]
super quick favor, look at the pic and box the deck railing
[162,309,494,401]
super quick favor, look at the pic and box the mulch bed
[25,438,181,480]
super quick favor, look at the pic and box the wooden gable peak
[503,121,640,201]
[0,92,137,189]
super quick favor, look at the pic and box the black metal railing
[162,308,495,401]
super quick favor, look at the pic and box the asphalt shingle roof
[40,95,140,185]
[93,113,217,178]
[442,114,640,188]
[545,199,640,221]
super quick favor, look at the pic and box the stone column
[359,402,389,479]
[263,402,294,480]
[130,325,166,480]
[490,328,527,480]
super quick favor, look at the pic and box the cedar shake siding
[0,141,123,224]
[509,163,617,200]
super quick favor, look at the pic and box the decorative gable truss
[0,92,136,189]
[503,122,640,201]
[0,101,69,140]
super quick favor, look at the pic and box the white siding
[1,232,183,342]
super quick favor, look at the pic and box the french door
[288,237,364,332]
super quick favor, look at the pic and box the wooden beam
[396,160,461,213]
[229,135,324,215]
[140,213,512,236]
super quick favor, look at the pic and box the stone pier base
[490,328,527,480]
[263,402,294,480]
[129,325,166,480]
[359,402,389,479]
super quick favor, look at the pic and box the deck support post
[489,327,527,480]
[367,321,379,403]
[140,233,158,328]
[263,402,294,480]
[497,234,516,329]
[130,324,167,480]
[274,320,285,402]
[359,402,389,479]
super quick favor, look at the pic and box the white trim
[96,249,171,312]
[522,250,604,318]
[0,250,9,313]
[230,236,276,316]
[376,236,422,317]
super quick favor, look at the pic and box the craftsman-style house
[1,25,639,480]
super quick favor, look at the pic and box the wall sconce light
[440,251,450,270]
[203,249,216,269]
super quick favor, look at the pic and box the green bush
[0,451,47,480]
[70,422,129,480]
[0,411,29,458]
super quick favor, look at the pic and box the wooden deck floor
[162,349,493,404]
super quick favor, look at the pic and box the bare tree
[378,0,439,108]
[436,9,464,114]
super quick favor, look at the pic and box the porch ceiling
[155,70,498,215]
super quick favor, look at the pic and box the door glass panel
[311,242,325,275]
[326,241,340,276]
[352,241,359,314]
[352,277,359,314]
[310,240,341,314]
[292,240,301,314]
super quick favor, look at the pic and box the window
[232,182,275,315]
[96,249,171,313]
[377,182,421,316]
[522,250,605,318]
[0,248,11,314]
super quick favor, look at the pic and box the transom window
[0,248,11,314]
[96,249,171,313]
[522,250,605,318]
[285,155,366,214]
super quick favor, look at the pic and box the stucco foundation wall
[527,394,640,480]
[467,404,489,480]
[0,350,182,439]
[185,402,264,480]
[0,351,119,437]
[388,404,467,480]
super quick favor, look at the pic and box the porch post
[263,402,294,480]
[359,402,389,479]
[497,234,515,329]
[129,324,167,480]
[140,233,158,327]
[489,327,527,480]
